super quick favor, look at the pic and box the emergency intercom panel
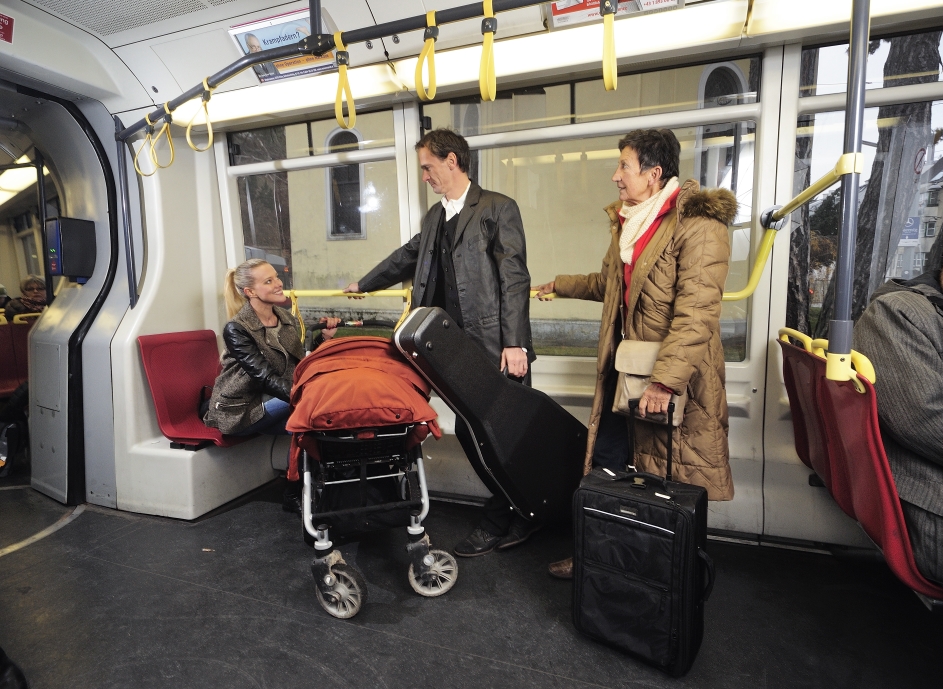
[45,217,96,281]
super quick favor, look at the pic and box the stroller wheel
[408,549,458,597]
[315,564,368,619]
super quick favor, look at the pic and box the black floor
[1,478,942,689]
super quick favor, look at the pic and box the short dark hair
[617,129,681,184]
[415,128,470,173]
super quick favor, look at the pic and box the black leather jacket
[359,182,534,367]
[203,303,305,435]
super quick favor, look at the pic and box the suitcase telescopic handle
[698,548,715,603]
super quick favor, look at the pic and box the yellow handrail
[286,288,413,339]
[0,315,6,325]
[601,0,617,92]
[722,228,777,302]
[416,11,438,101]
[12,312,42,324]
[479,0,497,102]
[769,152,863,224]
[334,32,356,129]
[779,327,875,388]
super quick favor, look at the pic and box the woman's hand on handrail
[532,281,555,301]
[342,282,366,299]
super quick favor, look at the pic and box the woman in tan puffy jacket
[534,129,737,579]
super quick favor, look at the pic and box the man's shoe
[454,527,502,557]
[548,557,573,580]
[495,516,543,551]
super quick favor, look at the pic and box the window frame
[324,127,367,241]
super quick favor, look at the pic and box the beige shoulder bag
[611,305,686,426]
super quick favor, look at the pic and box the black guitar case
[394,306,586,522]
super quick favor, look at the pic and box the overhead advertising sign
[548,0,680,28]
[229,9,335,84]
[0,14,13,44]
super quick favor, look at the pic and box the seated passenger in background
[0,284,10,311]
[853,263,943,586]
[5,276,46,321]
[203,258,340,513]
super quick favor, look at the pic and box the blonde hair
[224,258,270,319]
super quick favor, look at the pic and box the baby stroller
[287,336,458,619]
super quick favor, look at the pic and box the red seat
[780,339,857,517]
[0,324,18,397]
[10,321,33,388]
[138,330,248,449]
[778,338,943,601]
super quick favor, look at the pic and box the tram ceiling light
[745,0,943,38]
[0,155,47,212]
[178,0,745,128]
[392,0,747,91]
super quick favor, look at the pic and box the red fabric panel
[286,336,441,480]
[0,324,18,397]
[9,321,32,388]
[138,330,247,448]
[779,339,943,600]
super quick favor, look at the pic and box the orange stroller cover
[286,336,441,480]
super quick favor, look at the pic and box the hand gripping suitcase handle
[698,548,715,603]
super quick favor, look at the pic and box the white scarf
[618,177,679,265]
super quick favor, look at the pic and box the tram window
[787,99,943,337]
[449,123,755,360]
[421,58,760,136]
[800,28,943,98]
[229,111,394,162]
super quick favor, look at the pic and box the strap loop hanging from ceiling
[416,11,439,102]
[150,103,176,169]
[479,0,497,102]
[601,0,618,91]
[133,115,157,177]
[186,78,217,153]
[289,290,306,345]
[334,31,356,129]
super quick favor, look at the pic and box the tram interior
[1,0,943,686]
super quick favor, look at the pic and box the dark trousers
[453,369,532,537]
[591,374,631,473]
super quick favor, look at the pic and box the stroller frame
[301,422,457,619]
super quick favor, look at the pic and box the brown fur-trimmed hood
[677,182,738,225]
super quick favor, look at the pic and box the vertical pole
[827,0,869,379]
[114,117,138,308]
[310,0,322,34]
[35,151,52,306]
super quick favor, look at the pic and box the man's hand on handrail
[532,281,555,301]
[343,282,366,299]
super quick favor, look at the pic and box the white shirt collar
[441,181,471,221]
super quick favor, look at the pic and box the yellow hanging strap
[133,115,157,177]
[479,0,497,102]
[415,11,438,102]
[186,79,216,153]
[600,0,618,92]
[289,290,307,345]
[150,103,176,169]
[334,32,356,130]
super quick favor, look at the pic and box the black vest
[423,212,464,328]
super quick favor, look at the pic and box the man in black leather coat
[345,129,538,557]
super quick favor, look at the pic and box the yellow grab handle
[289,291,306,345]
[479,0,497,102]
[769,152,864,224]
[186,78,216,153]
[722,228,777,302]
[12,312,42,324]
[601,1,617,92]
[778,327,815,352]
[288,288,413,333]
[334,32,356,129]
[150,103,176,170]
[133,115,157,177]
[416,11,438,102]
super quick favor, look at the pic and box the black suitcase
[572,401,715,676]
[394,306,586,523]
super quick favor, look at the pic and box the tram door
[0,81,136,506]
